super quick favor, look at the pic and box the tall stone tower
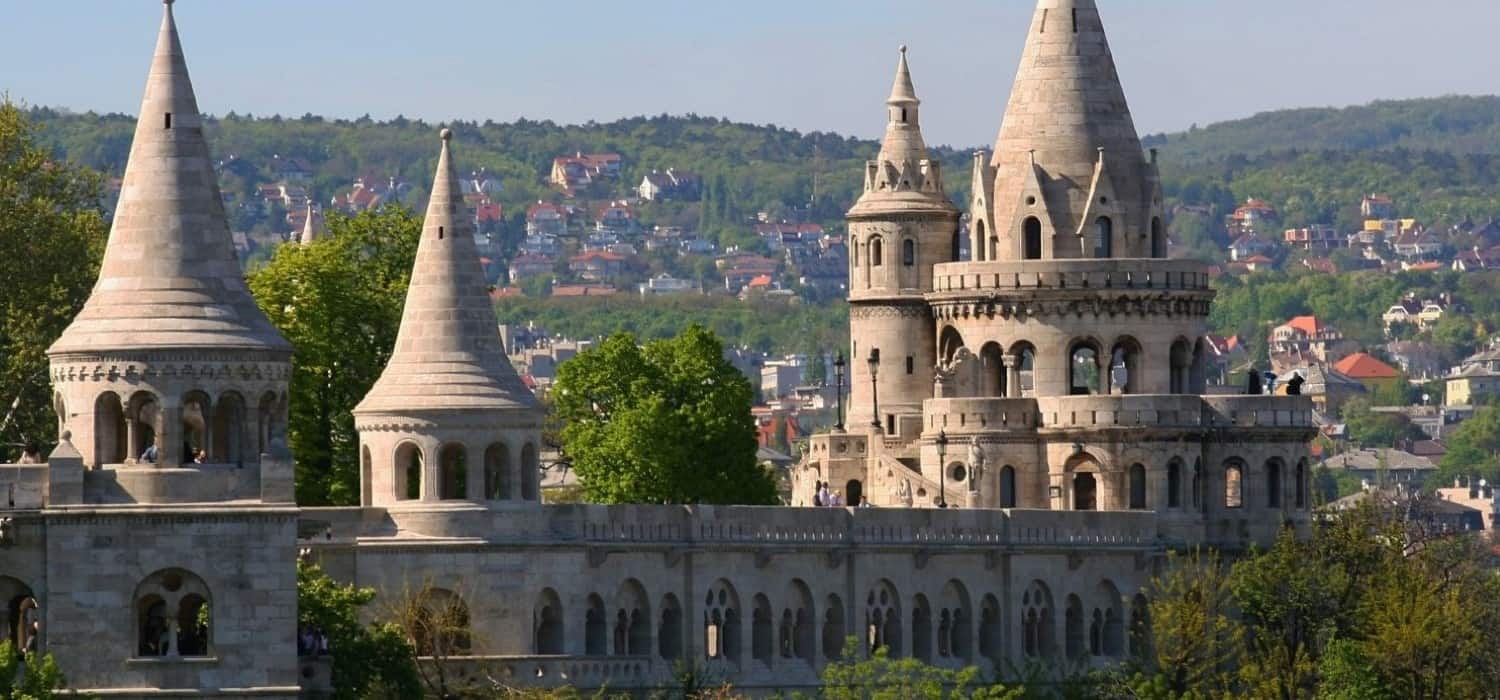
[845,48,960,438]
[972,0,1167,262]
[47,0,293,481]
[354,130,544,511]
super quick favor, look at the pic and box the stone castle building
[0,0,1313,696]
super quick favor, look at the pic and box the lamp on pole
[866,349,881,431]
[935,429,949,508]
[833,353,846,431]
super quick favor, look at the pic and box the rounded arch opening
[1093,216,1113,258]
[438,443,468,500]
[394,442,422,501]
[1069,340,1102,396]
[1022,217,1043,260]
[484,442,511,500]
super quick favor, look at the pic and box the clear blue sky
[5,1,1498,148]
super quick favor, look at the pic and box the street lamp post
[867,349,881,431]
[935,429,949,508]
[834,353,846,431]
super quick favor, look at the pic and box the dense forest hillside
[1146,95,1500,162]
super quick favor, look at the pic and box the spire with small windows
[850,46,953,216]
[49,0,289,355]
[985,0,1161,260]
[356,130,537,414]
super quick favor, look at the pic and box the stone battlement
[923,395,1314,434]
[929,259,1211,296]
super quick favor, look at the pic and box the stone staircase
[868,454,968,508]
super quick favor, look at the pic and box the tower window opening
[164,113,172,129]
[438,226,445,240]
[1072,8,1079,32]
[902,239,916,266]
[1023,217,1043,260]
[900,108,907,123]
[906,356,915,375]
[1040,9,1048,34]
[871,238,883,267]
[1094,217,1113,259]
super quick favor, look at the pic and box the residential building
[1269,316,1347,363]
[638,274,698,296]
[525,201,568,237]
[1318,448,1438,490]
[549,151,622,189]
[593,200,637,234]
[1445,342,1500,407]
[1332,352,1403,395]
[1360,194,1395,219]
[637,169,702,201]
[508,253,556,285]
[1228,233,1276,261]
[1225,198,1279,234]
[568,250,627,282]
[1283,225,1343,251]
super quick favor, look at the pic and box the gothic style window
[1151,217,1166,258]
[484,443,511,500]
[822,594,845,661]
[1064,594,1085,659]
[870,238,884,267]
[1167,459,1183,509]
[395,442,422,501]
[902,238,916,266]
[1225,460,1245,509]
[1128,464,1147,510]
[1000,466,1017,508]
[703,580,741,662]
[534,589,563,654]
[134,569,211,658]
[1267,459,1283,508]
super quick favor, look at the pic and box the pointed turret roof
[49,0,289,355]
[850,46,954,217]
[355,130,538,414]
[299,201,324,244]
[987,0,1153,258]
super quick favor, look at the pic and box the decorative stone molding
[849,303,931,321]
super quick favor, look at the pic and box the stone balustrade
[924,397,1039,433]
[1203,395,1316,428]
[930,259,1212,295]
[920,394,1313,433]
[438,655,659,689]
[1035,394,1207,429]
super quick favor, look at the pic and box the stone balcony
[928,258,1212,297]
[921,393,1314,436]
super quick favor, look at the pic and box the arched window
[1225,460,1245,509]
[1169,339,1192,394]
[1151,217,1166,258]
[395,442,422,501]
[1000,466,1017,508]
[980,343,1006,397]
[911,595,933,662]
[940,580,973,663]
[752,594,773,664]
[360,445,373,505]
[1069,342,1101,395]
[484,443,511,500]
[94,392,127,465]
[970,221,983,261]
[1267,459,1284,508]
[1011,342,1037,397]
[1128,464,1147,510]
[1021,581,1054,659]
[438,444,467,500]
[865,581,901,657]
[534,588,563,654]
[521,443,539,501]
[939,326,965,365]
[979,594,1001,663]
[2,577,38,653]
[613,580,651,656]
[902,239,916,267]
[822,594,845,661]
[1109,337,1142,394]
[1094,217,1113,258]
[1023,217,1043,260]
[1074,472,1097,511]
[784,580,815,664]
[1167,459,1183,509]
[704,580,741,662]
[1064,594,1085,659]
[1099,581,1124,657]
[870,238,883,267]
[659,594,683,660]
[211,391,246,464]
[128,392,161,463]
[585,594,607,656]
[181,391,212,464]
[135,569,211,658]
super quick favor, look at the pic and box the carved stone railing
[930,259,1212,295]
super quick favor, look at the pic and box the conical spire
[356,130,537,414]
[299,201,323,244]
[49,0,289,355]
[876,45,926,164]
[987,0,1153,258]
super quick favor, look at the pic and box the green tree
[297,561,421,700]
[1134,549,1243,698]
[553,325,777,505]
[1435,404,1500,484]
[0,101,108,458]
[1341,398,1424,449]
[820,639,1022,700]
[0,640,67,699]
[248,207,420,505]
[1230,529,1347,698]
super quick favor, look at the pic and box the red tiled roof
[1333,352,1401,380]
[1284,316,1323,336]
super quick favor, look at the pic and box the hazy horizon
[7,1,1500,149]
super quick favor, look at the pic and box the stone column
[160,403,181,467]
[1003,356,1021,399]
[423,441,440,503]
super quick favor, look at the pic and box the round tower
[846,47,961,439]
[47,0,293,480]
[353,130,544,510]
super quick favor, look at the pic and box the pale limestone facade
[0,0,1313,697]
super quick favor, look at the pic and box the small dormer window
[164,113,172,129]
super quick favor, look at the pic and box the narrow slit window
[164,112,172,129]
[438,226,445,240]
[906,356,915,375]
[1072,9,1079,32]
[1040,9,1048,33]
